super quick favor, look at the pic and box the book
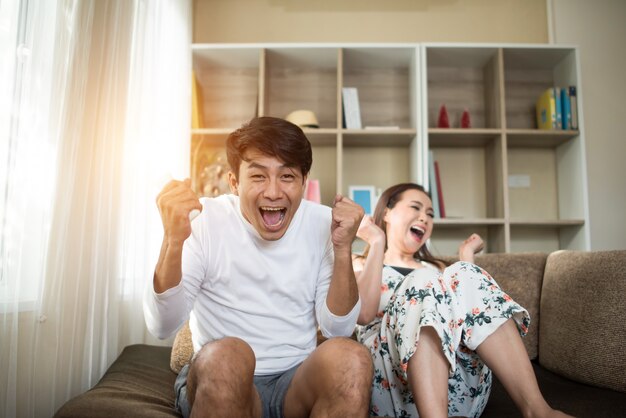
[536,87,557,130]
[428,151,441,218]
[555,87,562,129]
[434,160,446,218]
[191,71,203,129]
[569,86,578,130]
[561,87,571,130]
[342,87,362,129]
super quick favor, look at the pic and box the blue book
[561,87,571,130]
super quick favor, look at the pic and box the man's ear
[228,171,239,195]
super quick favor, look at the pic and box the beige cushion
[539,250,626,393]
[170,322,193,374]
[472,252,547,360]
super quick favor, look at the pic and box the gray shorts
[175,362,300,418]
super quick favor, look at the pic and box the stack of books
[536,86,578,130]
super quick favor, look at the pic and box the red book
[434,161,445,218]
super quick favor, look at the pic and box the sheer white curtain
[0,1,191,416]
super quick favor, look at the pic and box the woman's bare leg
[476,319,573,418]
[407,326,449,418]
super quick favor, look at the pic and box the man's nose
[264,178,282,199]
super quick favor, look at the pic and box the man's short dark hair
[226,116,313,180]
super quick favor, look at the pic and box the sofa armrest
[54,344,180,418]
[539,250,626,393]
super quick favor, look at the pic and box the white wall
[551,0,626,250]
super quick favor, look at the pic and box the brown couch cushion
[539,250,626,393]
[54,345,180,418]
[470,252,547,360]
[170,322,193,374]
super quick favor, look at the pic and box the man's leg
[282,337,373,418]
[186,337,262,418]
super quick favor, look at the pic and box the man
[144,116,373,418]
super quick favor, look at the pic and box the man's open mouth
[260,206,286,227]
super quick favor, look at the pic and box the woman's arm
[458,233,484,264]
[353,216,386,325]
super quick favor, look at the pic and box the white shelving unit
[191,43,590,255]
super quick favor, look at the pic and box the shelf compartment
[425,47,503,129]
[509,219,585,226]
[507,147,559,220]
[503,47,578,130]
[506,129,579,148]
[192,47,261,129]
[308,144,338,207]
[301,128,339,147]
[342,47,418,129]
[430,133,506,220]
[343,129,417,147]
[264,47,339,128]
[191,133,229,197]
[342,145,411,198]
[509,223,585,253]
[434,218,506,226]
[429,224,506,256]
[429,128,502,147]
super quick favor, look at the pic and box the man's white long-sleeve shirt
[144,194,360,375]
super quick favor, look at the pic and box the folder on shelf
[342,87,362,129]
[536,87,557,130]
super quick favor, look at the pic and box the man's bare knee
[320,338,373,390]
[187,337,256,407]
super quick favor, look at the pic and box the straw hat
[285,109,319,128]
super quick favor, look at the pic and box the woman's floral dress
[356,261,530,418]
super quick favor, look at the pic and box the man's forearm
[326,248,360,316]
[153,238,184,293]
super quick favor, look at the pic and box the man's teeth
[261,207,283,211]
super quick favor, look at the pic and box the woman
[353,183,571,418]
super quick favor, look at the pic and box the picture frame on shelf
[349,185,376,216]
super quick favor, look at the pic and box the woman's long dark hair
[364,183,448,270]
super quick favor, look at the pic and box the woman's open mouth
[410,225,425,241]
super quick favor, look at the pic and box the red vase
[437,105,450,128]
[461,108,471,128]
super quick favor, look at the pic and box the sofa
[54,250,626,418]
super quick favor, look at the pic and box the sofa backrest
[539,249,626,393]
[473,252,547,360]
